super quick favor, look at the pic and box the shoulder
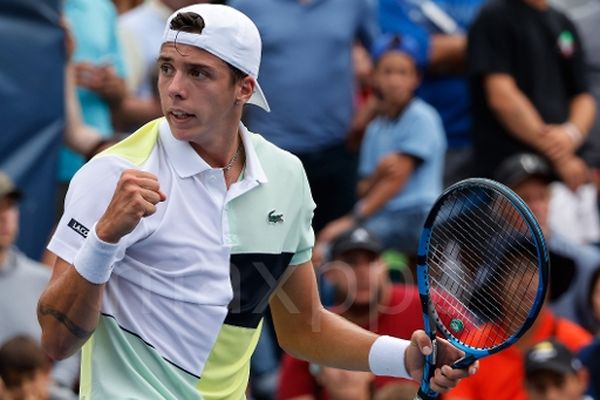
[250,132,306,177]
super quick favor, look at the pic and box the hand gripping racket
[415,178,549,400]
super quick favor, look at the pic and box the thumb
[158,190,167,202]
[412,330,433,356]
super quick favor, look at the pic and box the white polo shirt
[48,118,315,399]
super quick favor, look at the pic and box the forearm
[428,34,467,74]
[275,306,379,371]
[568,93,596,140]
[64,65,104,155]
[484,75,549,155]
[37,259,104,360]
[358,177,406,218]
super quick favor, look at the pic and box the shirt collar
[159,119,268,183]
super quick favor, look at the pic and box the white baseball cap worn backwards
[161,4,270,112]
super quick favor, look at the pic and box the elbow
[40,330,75,361]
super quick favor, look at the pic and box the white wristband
[368,335,411,379]
[563,122,584,146]
[73,223,120,284]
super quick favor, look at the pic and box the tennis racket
[415,178,549,400]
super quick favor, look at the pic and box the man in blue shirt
[230,0,379,232]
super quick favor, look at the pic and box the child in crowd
[0,336,51,400]
[317,34,446,258]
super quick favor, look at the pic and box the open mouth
[170,110,194,122]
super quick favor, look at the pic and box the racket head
[416,178,549,397]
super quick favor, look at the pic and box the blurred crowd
[3,0,600,398]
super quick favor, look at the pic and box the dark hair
[169,11,247,83]
[0,336,50,389]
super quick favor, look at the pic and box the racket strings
[427,187,541,350]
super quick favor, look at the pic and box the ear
[236,76,255,105]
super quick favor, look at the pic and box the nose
[167,71,188,100]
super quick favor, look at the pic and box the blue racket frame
[415,178,549,400]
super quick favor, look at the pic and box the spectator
[58,0,127,219]
[37,5,471,399]
[467,0,596,192]
[443,155,595,400]
[524,340,591,400]
[278,226,423,400]
[317,34,446,256]
[494,153,600,332]
[0,172,78,398]
[0,336,52,400]
[229,0,380,233]
[378,0,486,187]
[550,0,600,169]
[578,335,600,399]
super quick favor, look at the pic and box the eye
[159,63,174,76]
[189,67,208,79]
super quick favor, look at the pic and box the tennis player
[37,4,476,398]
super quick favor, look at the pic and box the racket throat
[451,354,476,370]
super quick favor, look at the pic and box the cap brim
[526,361,574,376]
[248,80,270,112]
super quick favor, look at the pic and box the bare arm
[37,258,104,360]
[428,34,467,74]
[270,262,475,391]
[483,73,548,153]
[567,93,596,142]
[64,64,104,156]
[38,170,166,360]
[358,153,416,218]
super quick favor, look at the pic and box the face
[373,51,420,110]
[0,196,19,251]
[526,371,587,400]
[157,43,253,147]
[513,177,551,236]
[324,249,386,308]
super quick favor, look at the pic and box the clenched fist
[96,169,166,243]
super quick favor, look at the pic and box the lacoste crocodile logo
[268,210,284,224]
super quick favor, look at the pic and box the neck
[380,99,411,120]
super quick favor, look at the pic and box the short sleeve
[289,166,316,266]
[393,105,446,162]
[467,5,513,76]
[47,156,132,264]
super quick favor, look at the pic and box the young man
[524,340,591,400]
[37,4,473,399]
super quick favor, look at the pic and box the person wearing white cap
[37,4,474,399]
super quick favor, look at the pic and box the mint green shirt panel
[228,134,315,265]
[80,315,201,400]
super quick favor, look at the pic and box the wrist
[73,223,120,284]
[368,335,411,379]
[563,122,584,147]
